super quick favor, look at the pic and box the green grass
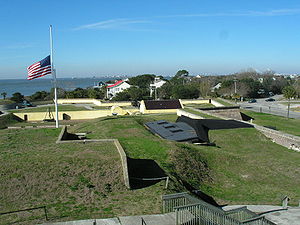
[184,103,215,108]
[30,100,53,106]
[8,105,89,113]
[214,98,235,106]
[0,113,24,129]
[279,101,300,105]
[0,99,14,105]
[71,115,300,206]
[0,125,171,224]
[92,106,111,110]
[182,107,220,119]
[241,110,300,136]
[197,128,300,205]
[1,114,300,223]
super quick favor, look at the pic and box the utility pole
[233,79,237,94]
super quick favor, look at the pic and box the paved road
[239,95,300,119]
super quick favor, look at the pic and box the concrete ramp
[119,212,175,225]
[42,218,121,225]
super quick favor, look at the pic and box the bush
[10,92,24,103]
[169,144,211,188]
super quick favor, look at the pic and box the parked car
[248,99,257,103]
[265,98,275,102]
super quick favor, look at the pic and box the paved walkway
[40,206,300,225]
[223,205,300,225]
[41,213,175,225]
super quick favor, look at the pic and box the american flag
[27,55,52,80]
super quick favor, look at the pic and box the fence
[0,206,48,223]
[162,193,276,225]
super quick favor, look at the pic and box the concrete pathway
[41,213,175,225]
[223,205,300,225]
[42,218,121,225]
[41,207,300,225]
[119,212,175,225]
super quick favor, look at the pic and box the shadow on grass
[127,157,167,189]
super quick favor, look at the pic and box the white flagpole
[50,25,59,128]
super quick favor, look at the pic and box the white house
[211,83,221,92]
[106,80,131,99]
[150,77,166,98]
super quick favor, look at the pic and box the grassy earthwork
[8,105,90,113]
[214,98,236,106]
[0,99,14,105]
[1,113,300,224]
[241,110,300,137]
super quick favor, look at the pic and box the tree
[171,85,199,99]
[199,81,211,98]
[112,87,149,101]
[293,79,300,98]
[128,74,155,88]
[282,86,296,118]
[11,92,24,103]
[157,83,172,99]
[1,92,7,100]
[49,87,66,99]
[30,91,49,101]
[175,70,189,77]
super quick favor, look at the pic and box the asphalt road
[239,95,300,119]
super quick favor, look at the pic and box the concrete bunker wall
[56,126,130,189]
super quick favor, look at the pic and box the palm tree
[1,92,7,100]
[282,86,296,118]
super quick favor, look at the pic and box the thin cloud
[74,8,300,32]
[158,8,300,18]
[74,18,151,30]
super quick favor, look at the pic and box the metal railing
[0,206,48,223]
[141,217,147,225]
[162,193,276,225]
[225,207,257,221]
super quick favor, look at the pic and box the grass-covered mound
[1,114,300,224]
[242,110,300,136]
[0,113,23,129]
[72,115,300,206]
[8,105,89,113]
[0,126,170,224]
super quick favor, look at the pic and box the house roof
[107,80,124,88]
[143,100,182,110]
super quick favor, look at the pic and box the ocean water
[0,77,117,97]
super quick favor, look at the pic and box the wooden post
[282,196,289,208]
[43,206,48,221]
[165,176,169,189]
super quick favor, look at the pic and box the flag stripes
[27,55,51,80]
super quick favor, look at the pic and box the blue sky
[1,0,300,79]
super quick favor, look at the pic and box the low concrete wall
[56,126,131,189]
[58,98,102,106]
[142,109,178,114]
[181,99,211,105]
[203,108,243,120]
[254,125,300,151]
[13,110,112,121]
[177,109,204,119]
[113,139,130,189]
[101,102,132,107]
[57,98,132,107]
[211,100,224,107]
